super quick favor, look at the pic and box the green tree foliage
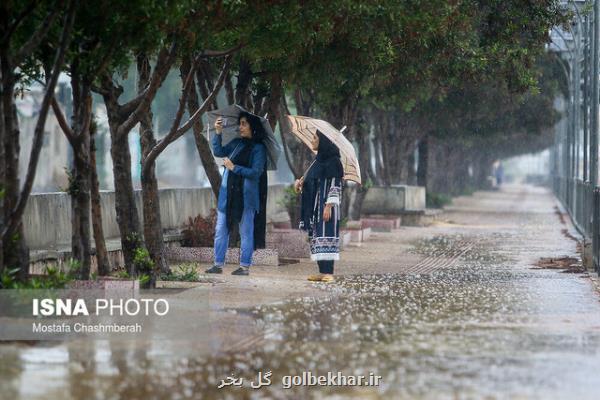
[3,0,573,276]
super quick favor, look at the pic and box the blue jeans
[213,209,255,267]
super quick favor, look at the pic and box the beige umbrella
[285,115,362,184]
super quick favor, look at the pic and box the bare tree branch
[90,83,109,96]
[101,73,122,95]
[141,57,197,178]
[3,0,76,242]
[117,41,178,139]
[119,86,149,117]
[176,55,232,135]
[141,55,232,178]
[50,96,75,144]
[91,73,117,98]
[278,96,301,178]
[80,91,92,141]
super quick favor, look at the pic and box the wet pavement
[1,184,600,399]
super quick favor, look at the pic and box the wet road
[1,185,600,399]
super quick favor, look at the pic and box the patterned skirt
[307,178,341,261]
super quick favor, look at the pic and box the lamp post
[591,0,600,272]
[592,0,599,187]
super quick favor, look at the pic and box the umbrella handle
[301,160,317,180]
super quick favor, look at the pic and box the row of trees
[1,0,568,285]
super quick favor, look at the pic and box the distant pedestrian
[494,160,504,187]
[295,131,344,282]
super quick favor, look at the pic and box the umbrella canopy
[206,104,281,170]
[285,115,362,184]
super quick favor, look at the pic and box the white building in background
[16,77,71,193]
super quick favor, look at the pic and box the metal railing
[552,1,600,274]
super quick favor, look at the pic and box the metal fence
[551,1,600,273]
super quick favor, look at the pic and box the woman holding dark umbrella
[295,131,344,282]
[205,111,267,276]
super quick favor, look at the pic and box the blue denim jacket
[212,134,267,213]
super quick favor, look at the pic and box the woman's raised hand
[214,117,223,134]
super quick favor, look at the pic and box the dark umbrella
[207,104,281,170]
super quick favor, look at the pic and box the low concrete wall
[403,186,426,210]
[23,185,289,251]
[361,185,426,215]
[165,246,279,266]
[266,229,310,258]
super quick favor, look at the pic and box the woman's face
[310,133,319,152]
[239,117,252,138]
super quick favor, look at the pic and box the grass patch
[160,263,201,282]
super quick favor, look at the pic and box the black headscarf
[300,131,344,230]
[225,113,268,248]
[238,111,265,144]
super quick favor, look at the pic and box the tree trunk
[417,136,428,188]
[139,124,168,282]
[429,140,446,195]
[364,116,378,185]
[371,117,386,186]
[3,103,29,278]
[53,74,94,280]
[349,126,371,220]
[137,55,168,284]
[1,6,74,277]
[67,75,93,280]
[407,149,417,185]
[0,60,5,273]
[265,74,282,130]
[395,155,406,185]
[69,163,82,264]
[457,146,471,194]
[224,71,235,105]
[90,119,111,276]
[475,153,493,189]
[235,58,252,109]
[1,59,11,274]
[109,128,143,276]
[196,59,219,111]
[97,44,177,276]
[380,115,393,186]
[72,148,92,279]
[448,145,460,195]
[441,145,452,194]
[252,79,268,115]
[180,58,221,196]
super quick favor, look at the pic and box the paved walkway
[1,184,600,399]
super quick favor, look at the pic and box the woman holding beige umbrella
[294,131,344,282]
[287,115,361,282]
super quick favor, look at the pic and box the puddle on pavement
[2,235,600,399]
